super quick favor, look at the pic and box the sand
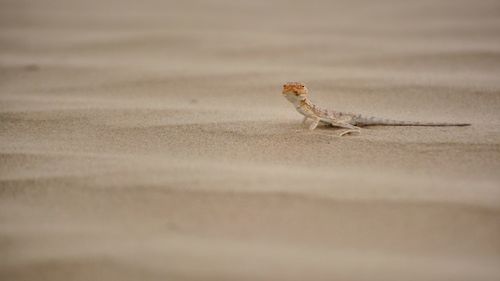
[1,0,500,280]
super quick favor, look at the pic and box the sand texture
[1,0,500,280]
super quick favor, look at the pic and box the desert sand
[1,0,500,280]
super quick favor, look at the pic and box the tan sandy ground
[1,0,500,280]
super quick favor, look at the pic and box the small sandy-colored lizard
[282,82,470,136]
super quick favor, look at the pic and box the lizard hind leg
[331,121,362,136]
[339,129,360,137]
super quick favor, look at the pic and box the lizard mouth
[282,90,301,96]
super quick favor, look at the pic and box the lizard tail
[354,116,470,126]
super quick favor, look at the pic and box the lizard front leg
[294,116,311,132]
[309,117,321,130]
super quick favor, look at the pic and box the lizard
[282,82,470,136]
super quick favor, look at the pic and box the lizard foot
[339,129,360,137]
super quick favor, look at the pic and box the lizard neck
[294,96,311,108]
[295,97,322,117]
[295,97,330,118]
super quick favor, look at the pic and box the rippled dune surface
[1,0,500,280]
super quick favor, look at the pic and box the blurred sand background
[1,0,500,280]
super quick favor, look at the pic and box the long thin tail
[354,115,470,127]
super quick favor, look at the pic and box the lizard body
[282,82,470,136]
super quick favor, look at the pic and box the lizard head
[282,82,308,103]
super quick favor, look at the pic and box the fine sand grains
[1,0,500,280]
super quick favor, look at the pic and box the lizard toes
[339,130,360,137]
